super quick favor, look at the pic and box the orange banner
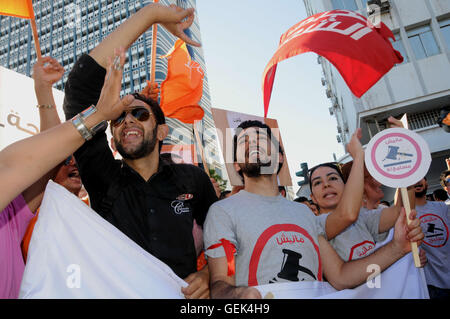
[0,0,34,19]
[160,40,204,124]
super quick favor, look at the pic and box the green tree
[209,168,228,192]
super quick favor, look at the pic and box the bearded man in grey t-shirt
[414,178,450,299]
[203,120,424,299]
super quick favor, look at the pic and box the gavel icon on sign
[384,146,413,161]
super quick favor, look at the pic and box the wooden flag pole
[150,0,159,83]
[193,121,210,178]
[29,17,41,60]
[400,187,421,268]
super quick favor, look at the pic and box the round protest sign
[365,128,431,188]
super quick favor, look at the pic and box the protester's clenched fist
[32,56,64,89]
[141,81,160,101]
[154,4,201,47]
[346,128,363,160]
[393,208,424,254]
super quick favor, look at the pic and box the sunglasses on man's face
[112,107,151,127]
[64,155,74,166]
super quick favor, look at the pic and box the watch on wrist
[91,120,108,135]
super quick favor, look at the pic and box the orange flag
[159,39,204,124]
[0,0,34,19]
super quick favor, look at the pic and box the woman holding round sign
[365,117,432,268]
[309,119,425,263]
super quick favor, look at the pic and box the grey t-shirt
[317,207,388,261]
[203,190,324,287]
[416,201,450,289]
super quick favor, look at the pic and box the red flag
[0,0,34,19]
[263,10,403,117]
[159,39,204,124]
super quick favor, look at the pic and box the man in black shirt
[63,3,216,299]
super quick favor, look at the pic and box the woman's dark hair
[294,196,309,203]
[433,188,448,201]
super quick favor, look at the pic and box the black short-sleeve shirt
[63,54,218,278]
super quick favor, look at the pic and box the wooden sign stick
[400,187,421,268]
[398,114,421,268]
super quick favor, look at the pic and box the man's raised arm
[0,50,132,211]
[90,3,200,68]
[21,57,67,213]
[64,2,199,120]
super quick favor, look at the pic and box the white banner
[19,181,187,299]
[0,66,65,150]
[0,66,120,158]
[17,177,429,299]
[257,253,429,299]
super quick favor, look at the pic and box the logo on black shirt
[171,200,190,215]
[176,193,194,201]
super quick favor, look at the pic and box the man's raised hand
[32,56,65,89]
[155,4,201,47]
[95,47,135,121]
[346,128,364,160]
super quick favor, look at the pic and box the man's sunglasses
[64,155,74,166]
[111,107,151,127]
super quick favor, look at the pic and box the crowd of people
[0,2,449,300]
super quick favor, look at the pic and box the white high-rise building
[0,0,226,180]
[302,0,450,197]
